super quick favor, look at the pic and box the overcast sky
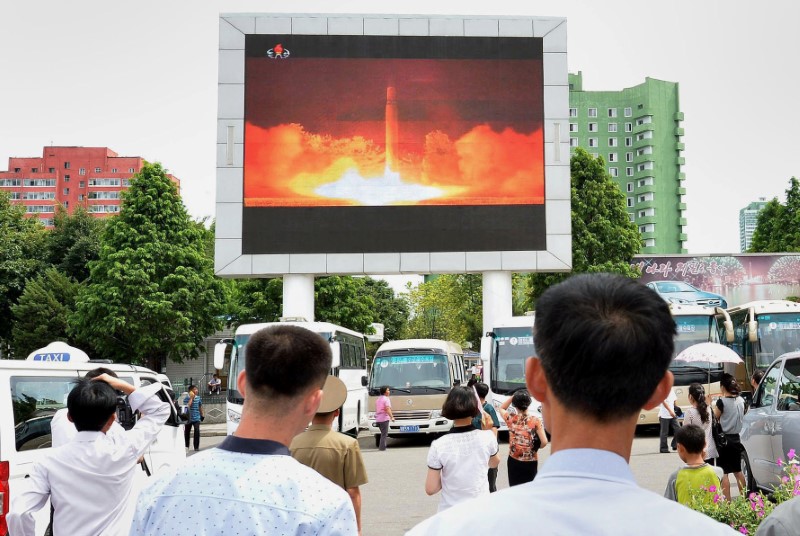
[2,0,798,275]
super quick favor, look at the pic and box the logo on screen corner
[267,44,291,59]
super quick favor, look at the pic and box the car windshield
[657,281,697,293]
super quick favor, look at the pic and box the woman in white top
[683,383,717,463]
[425,386,500,511]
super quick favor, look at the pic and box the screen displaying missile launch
[241,33,547,254]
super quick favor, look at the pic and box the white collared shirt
[408,448,738,535]
[8,383,169,536]
[50,406,126,446]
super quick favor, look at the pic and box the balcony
[677,156,686,165]
[676,142,685,151]
[678,172,686,181]
[675,127,685,136]
[674,112,685,121]
[679,217,688,226]
[678,202,687,210]
[677,187,687,195]
[679,233,688,242]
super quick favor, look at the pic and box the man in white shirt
[8,374,169,536]
[130,325,357,535]
[659,388,679,453]
[408,274,738,535]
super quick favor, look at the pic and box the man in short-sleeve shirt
[291,376,369,534]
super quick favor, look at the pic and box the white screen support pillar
[283,274,315,321]
[482,271,513,336]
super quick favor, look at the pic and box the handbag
[711,414,728,449]
[673,403,683,418]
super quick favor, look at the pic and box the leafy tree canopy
[749,178,800,252]
[403,274,482,348]
[46,205,105,282]
[0,191,47,349]
[70,163,225,369]
[11,268,80,358]
[527,148,641,305]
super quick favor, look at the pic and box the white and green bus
[215,321,368,436]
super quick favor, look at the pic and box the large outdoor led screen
[242,34,545,254]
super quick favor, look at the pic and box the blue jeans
[659,417,678,451]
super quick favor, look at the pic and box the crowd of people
[8,273,800,535]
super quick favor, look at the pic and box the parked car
[646,280,728,308]
[740,352,800,493]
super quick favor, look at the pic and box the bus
[214,321,368,436]
[366,339,465,445]
[636,304,734,426]
[723,300,800,401]
[481,314,536,431]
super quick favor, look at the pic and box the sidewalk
[199,422,228,437]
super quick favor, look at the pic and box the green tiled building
[568,72,686,254]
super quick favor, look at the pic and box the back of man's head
[534,273,675,422]
[67,378,117,432]
[244,325,332,406]
[85,367,118,380]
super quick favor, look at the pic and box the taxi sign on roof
[26,341,90,363]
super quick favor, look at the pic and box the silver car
[740,352,800,492]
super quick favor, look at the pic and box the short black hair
[67,378,117,432]
[475,383,489,399]
[245,325,332,401]
[534,273,675,422]
[380,386,390,396]
[751,369,765,385]
[441,386,478,420]
[85,367,118,380]
[675,424,706,454]
[511,390,532,412]
[721,373,740,396]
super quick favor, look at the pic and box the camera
[116,394,136,430]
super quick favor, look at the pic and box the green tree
[11,268,80,358]
[0,192,47,353]
[403,274,482,348]
[226,278,283,326]
[749,178,800,252]
[46,205,105,282]
[359,277,409,342]
[316,276,375,333]
[527,148,641,305]
[70,163,226,370]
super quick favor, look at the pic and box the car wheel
[741,450,757,494]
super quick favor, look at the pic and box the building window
[23,192,56,200]
[588,138,598,147]
[638,103,644,109]
[78,194,85,201]
[48,167,55,173]
[569,108,577,117]
[626,167,634,177]
[63,188,69,195]
[625,137,633,147]
[79,181,85,188]
[643,238,656,248]
[9,192,21,200]
[64,162,70,169]
[637,162,654,171]
[608,153,618,162]
[122,179,131,187]
[569,138,579,148]
[629,213,635,222]
[624,107,632,117]
[13,167,21,173]
[608,108,617,118]
[638,193,654,203]
[111,168,118,173]
[63,201,69,209]
[64,175,70,182]
[609,167,618,177]
[88,191,120,200]
[569,123,578,132]
[636,147,653,156]
[79,168,86,175]
[591,153,599,158]
[608,138,618,147]
[128,167,135,173]
[627,197,634,208]
[25,205,55,214]
[608,123,618,133]
[88,178,121,187]
[625,123,633,132]
[627,183,634,192]
[31,168,38,173]
[588,123,598,132]
[588,108,597,117]
[23,179,57,187]
[626,152,634,162]
[638,178,654,187]
[94,167,101,173]
[636,116,653,126]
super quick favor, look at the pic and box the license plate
[400,425,420,432]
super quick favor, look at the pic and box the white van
[0,349,186,534]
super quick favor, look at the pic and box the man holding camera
[8,373,170,536]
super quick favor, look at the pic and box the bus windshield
[753,313,800,368]
[369,354,450,394]
[492,327,535,395]
[670,314,723,386]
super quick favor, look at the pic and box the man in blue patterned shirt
[130,325,357,535]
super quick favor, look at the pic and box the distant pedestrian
[498,389,548,486]
[208,374,222,395]
[290,376,368,535]
[471,382,501,492]
[659,388,679,453]
[683,383,717,463]
[183,385,204,452]
[714,373,746,500]
[375,386,394,451]
[751,369,765,392]
[424,386,500,511]
[130,325,357,535]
